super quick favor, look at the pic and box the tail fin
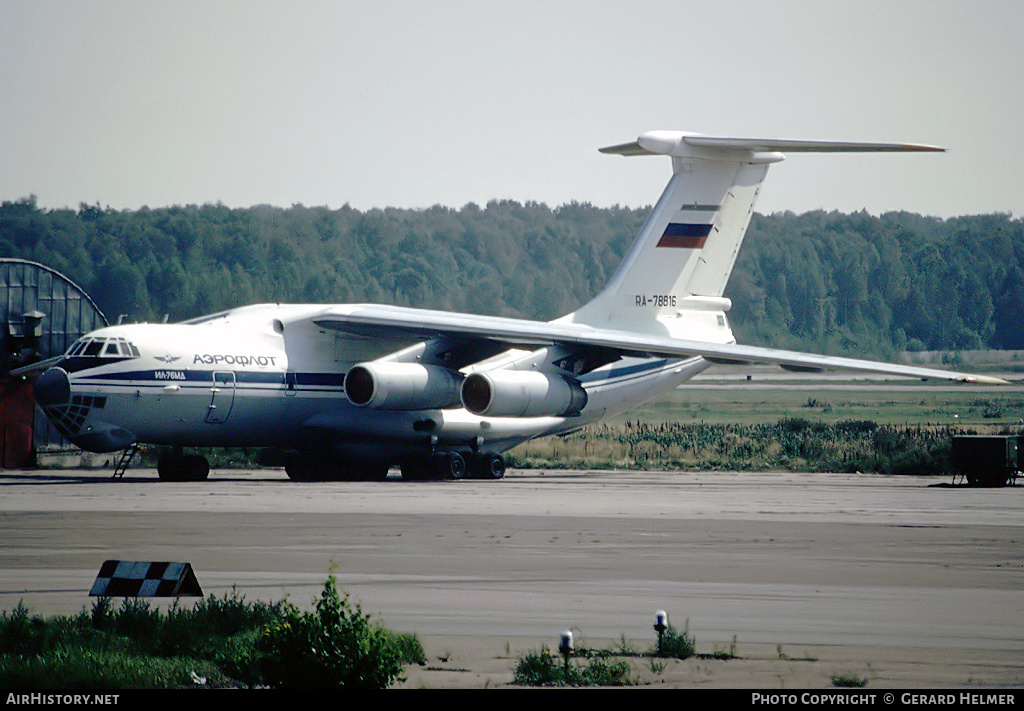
[568,131,943,330]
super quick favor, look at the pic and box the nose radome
[35,367,71,407]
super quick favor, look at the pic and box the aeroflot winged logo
[657,223,713,249]
[154,354,182,364]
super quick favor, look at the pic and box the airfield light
[559,630,573,670]
[654,610,669,654]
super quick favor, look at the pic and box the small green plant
[513,647,560,685]
[512,646,635,687]
[386,631,426,666]
[711,635,738,659]
[580,658,635,686]
[653,621,695,659]
[615,634,640,657]
[777,644,817,662]
[258,574,404,688]
[831,673,868,687]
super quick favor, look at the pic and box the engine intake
[346,362,461,410]
[461,370,588,418]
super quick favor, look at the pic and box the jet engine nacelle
[346,362,461,410]
[461,370,588,418]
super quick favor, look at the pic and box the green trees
[730,210,1024,356]
[1,196,1021,356]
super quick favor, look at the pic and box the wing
[311,304,1010,385]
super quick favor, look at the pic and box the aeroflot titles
[192,354,279,367]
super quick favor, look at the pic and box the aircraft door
[206,371,236,424]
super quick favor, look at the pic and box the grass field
[507,367,1024,474]
[606,366,1024,427]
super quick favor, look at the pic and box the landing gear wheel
[445,452,467,480]
[473,453,505,480]
[401,452,468,481]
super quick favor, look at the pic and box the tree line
[1,196,1021,356]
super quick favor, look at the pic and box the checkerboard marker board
[89,560,203,597]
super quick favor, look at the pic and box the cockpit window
[67,336,141,359]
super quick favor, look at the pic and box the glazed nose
[35,367,71,407]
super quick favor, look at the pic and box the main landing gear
[154,449,506,483]
[400,452,505,481]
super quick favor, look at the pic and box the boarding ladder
[112,443,142,479]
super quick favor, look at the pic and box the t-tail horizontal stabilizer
[599,131,946,159]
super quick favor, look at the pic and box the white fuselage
[38,303,721,460]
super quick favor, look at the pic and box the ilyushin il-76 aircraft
[32,130,1009,481]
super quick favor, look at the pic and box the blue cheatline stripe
[295,372,347,386]
[77,370,346,390]
[578,359,677,384]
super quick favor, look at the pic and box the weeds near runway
[507,419,1006,474]
[258,574,409,688]
[513,624,699,687]
[122,415,1021,477]
[831,673,869,687]
[0,578,425,688]
[512,646,637,687]
[648,620,696,660]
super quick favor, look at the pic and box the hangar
[1,258,107,467]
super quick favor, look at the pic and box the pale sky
[2,0,1022,219]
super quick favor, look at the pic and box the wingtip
[959,375,1013,386]
[901,143,947,153]
[598,141,655,157]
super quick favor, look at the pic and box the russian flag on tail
[657,223,713,249]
